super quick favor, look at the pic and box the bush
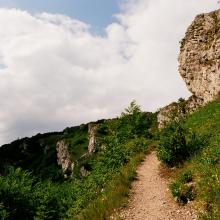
[178,170,193,183]
[170,170,195,204]
[170,181,195,204]
[157,121,205,166]
[157,122,187,166]
[0,168,70,220]
[76,152,146,220]
[0,168,36,220]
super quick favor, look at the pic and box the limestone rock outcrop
[157,103,177,129]
[157,96,203,129]
[179,9,220,103]
[88,123,97,155]
[158,9,220,128]
[56,140,74,177]
[80,166,88,177]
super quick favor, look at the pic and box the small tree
[121,100,141,116]
[120,100,151,138]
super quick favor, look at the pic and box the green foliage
[170,170,195,204]
[157,121,205,166]
[157,122,187,166]
[166,98,220,218]
[65,125,88,161]
[178,170,193,183]
[170,182,195,204]
[0,124,90,181]
[0,168,72,220]
[0,168,36,220]
[122,100,141,115]
[0,101,156,219]
[77,152,146,220]
[120,100,154,138]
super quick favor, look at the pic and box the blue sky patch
[0,0,122,30]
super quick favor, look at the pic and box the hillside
[157,8,220,219]
[115,98,219,220]
[0,124,89,180]
[0,102,157,219]
[1,99,219,220]
[168,98,220,219]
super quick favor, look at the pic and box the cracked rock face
[157,96,203,129]
[88,123,97,155]
[56,140,73,177]
[179,9,220,103]
[158,9,220,129]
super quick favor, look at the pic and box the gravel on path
[118,151,197,220]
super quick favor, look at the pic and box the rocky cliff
[179,9,220,103]
[158,96,203,129]
[158,9,220,128]
[56,140,74,177]
[88,123,97,155]
[56,123,98,177]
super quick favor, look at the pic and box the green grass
[76,152,147,220]
[0,101,157,219]
[169,98,220,218]
[64,125,89,161]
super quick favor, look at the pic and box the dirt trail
[118,151,197,220]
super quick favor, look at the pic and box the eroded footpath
[117,151,197,220]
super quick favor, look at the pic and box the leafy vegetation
[170,170,195,204]
[3,96,218,219]
[0,125,89,181]
[157,120,206,166]
[0,101,157,219]
[160,98,220,218]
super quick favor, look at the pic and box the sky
[0,0,121,32]
[0,0,218,145]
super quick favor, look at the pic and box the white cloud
[0,1,218,145]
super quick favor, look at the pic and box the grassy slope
[172,98,220,218]
[1,98,219,219]
[0,105,157,219]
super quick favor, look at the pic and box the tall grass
[76,152,147,220]
[166,98,220,218]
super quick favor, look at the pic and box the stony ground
[117,151,197,220]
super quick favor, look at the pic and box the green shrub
[157,121,205,166]
[0,168,71,220]
[178,170,193,183]
[0,168,37,220]
[157,122,187,166]
[170,182,195,204]
[187,130,207,155]
[170,170,195,204]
